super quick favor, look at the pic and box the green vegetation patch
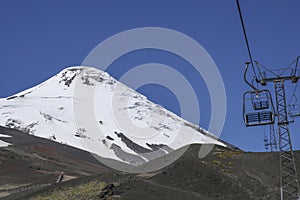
[213,151,242,159]
[31,181,106,200]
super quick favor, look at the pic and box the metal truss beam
[274,80,299,200]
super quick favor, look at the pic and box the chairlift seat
[253,101,269,110]
[245,111,274,126]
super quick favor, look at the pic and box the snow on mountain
[0,133,11,147]
[0,66,226,166]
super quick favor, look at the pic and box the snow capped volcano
[0,67,226,169]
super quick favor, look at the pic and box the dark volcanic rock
[98,183,115,199]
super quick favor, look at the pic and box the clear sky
[0,0,299,151]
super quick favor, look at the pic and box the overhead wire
[236,0,262,80]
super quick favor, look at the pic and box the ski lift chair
[243,90,275,127]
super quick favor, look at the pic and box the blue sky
[0,0,299,151]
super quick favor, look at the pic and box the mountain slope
[0,66,226,169]
[0,126,111,199]
[3,139,298,200]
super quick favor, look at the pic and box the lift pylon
[242,60,300,200]
[274,80,299,200]
[264,124,278,152]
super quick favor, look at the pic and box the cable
[288,81,299,105]
[236,0,262,79]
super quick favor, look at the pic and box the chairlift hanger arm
[244,62,259,91]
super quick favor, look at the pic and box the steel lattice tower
[265,124,278,152]
[274,80,299,199]
[270,124,278,152]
